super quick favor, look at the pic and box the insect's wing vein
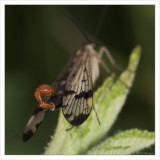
[62,50,93,126]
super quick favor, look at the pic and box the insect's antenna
[63,13,91,42]
[93,6,108,42]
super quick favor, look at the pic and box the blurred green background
[5,5,155,155]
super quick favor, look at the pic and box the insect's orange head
[34,84,57,109]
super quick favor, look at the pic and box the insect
[23,7,122,142]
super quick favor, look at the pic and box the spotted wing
[62,51,93,126]
[22,52,79,142]
[23,107,48,142]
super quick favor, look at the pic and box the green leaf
[44,46,148,155]
[87,129,155,155]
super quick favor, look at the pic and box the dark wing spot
[63,90,75,96]
[86,90,93,98]
[23,130,33,142]
[33,107,44,115]
[36,122,41,129]
[70,114,90,126]
[64,114,72,118]
[75,90,93,99]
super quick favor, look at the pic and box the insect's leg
[99,46,124,71]
[99,55,130,89]
[99,59,117,80]
[99,59,112,75]
[93,105,101,125]
[34,84,56,109]
[66,126,74,131]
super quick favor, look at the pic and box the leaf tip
[128,45,141,71]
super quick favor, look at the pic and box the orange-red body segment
[34,84,56,109]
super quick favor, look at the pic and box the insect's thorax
[82,43,100,86]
